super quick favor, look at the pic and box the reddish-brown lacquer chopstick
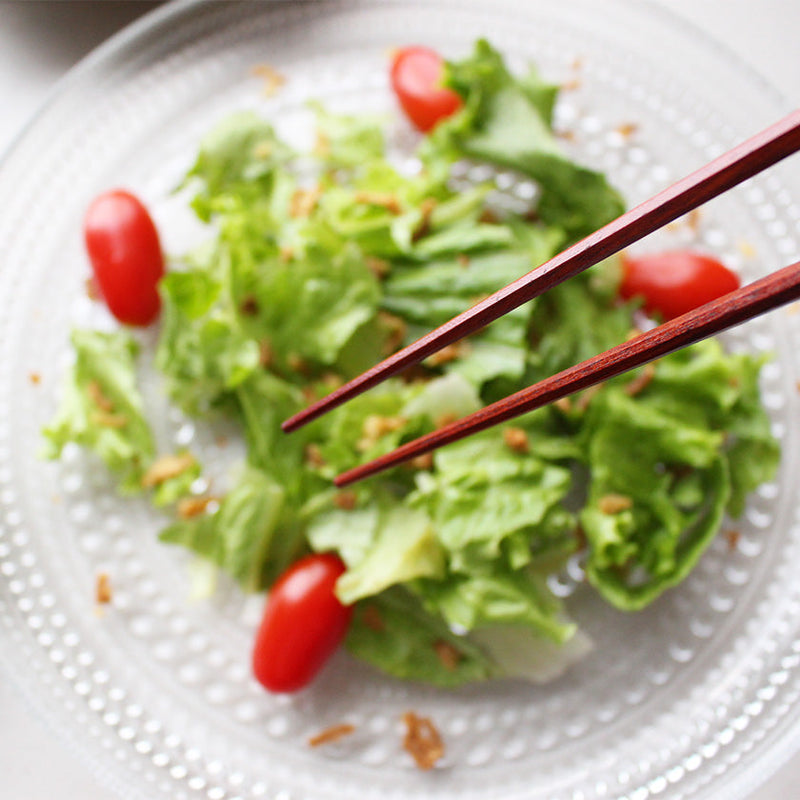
[335,259,800,486]
[283,109,800,433]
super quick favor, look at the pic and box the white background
[0,1,798,798]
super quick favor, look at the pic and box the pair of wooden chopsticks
[282,109,800,486]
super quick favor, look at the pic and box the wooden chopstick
[282,109,800,433]
[335,259,800,486]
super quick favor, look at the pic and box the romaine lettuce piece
[579,387,732,610]
[43,329,155,493]
[156,269,262,413]
[345,588,496,687]
[426,39,625,240]
[229,242,381,371]
[181,110,294,221]
[159,465,305,591]
[309,504,445,604]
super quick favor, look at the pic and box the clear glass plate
[1,1,799,799]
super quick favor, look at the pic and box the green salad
[44,41,779,688]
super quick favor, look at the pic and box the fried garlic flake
[402,711,444,770]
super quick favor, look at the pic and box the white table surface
[0,1,798,798]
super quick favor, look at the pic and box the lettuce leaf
[42,329,155,493]
[229,242,381,371]
[345,588,496,687]
[427,39,625,240]
[309,503,446,604]
[579,377,736,610]
[155,269,261,414]
[159,465,305,591]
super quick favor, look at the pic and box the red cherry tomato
[390,46,463,133]
[252,553,352,693]
[620,250,740,320]
[83,189,165,326]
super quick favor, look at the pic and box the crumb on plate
[250,63,286,96]
[308,722,356,747]
[96,572,112,605]
[402,711,445,770]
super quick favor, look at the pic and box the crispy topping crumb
[289,185,322,218]
[737,239,757,259]
[141,452,196,489]
[412,197,438,242]
[433,640,462,671]
[357,414,407,451]
[29,371,41,385]
[239,295,260,316]
[503,426,529,454]
[259,340,274,368]
[624,362,656,396]
[434,412,457,430]
[425,341,469,367]
[409,452,434,471]
[89,410,129,429]
[96,572,112,605]
[553,397,573,414]
[686,208,702,232]
[251,62,286,96]
[308,723,356,748]
[87,379,115,412]
[361,604,386,632]
[301,385,318,404]
[668,208,702,232]
[378,311,407,355]
[353,190,402,215]
[599,494,633,514]
[177,496,216,519]
[85,276,102,301]
[253,140,274,160]
[366,256,392,280]
[615,122,638,139]
[725,529,741,551]
[321,372,344,390]
[402,711,444,770]
[334,490,358,510]
[305,444,326,468]
[287,353,310,375]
